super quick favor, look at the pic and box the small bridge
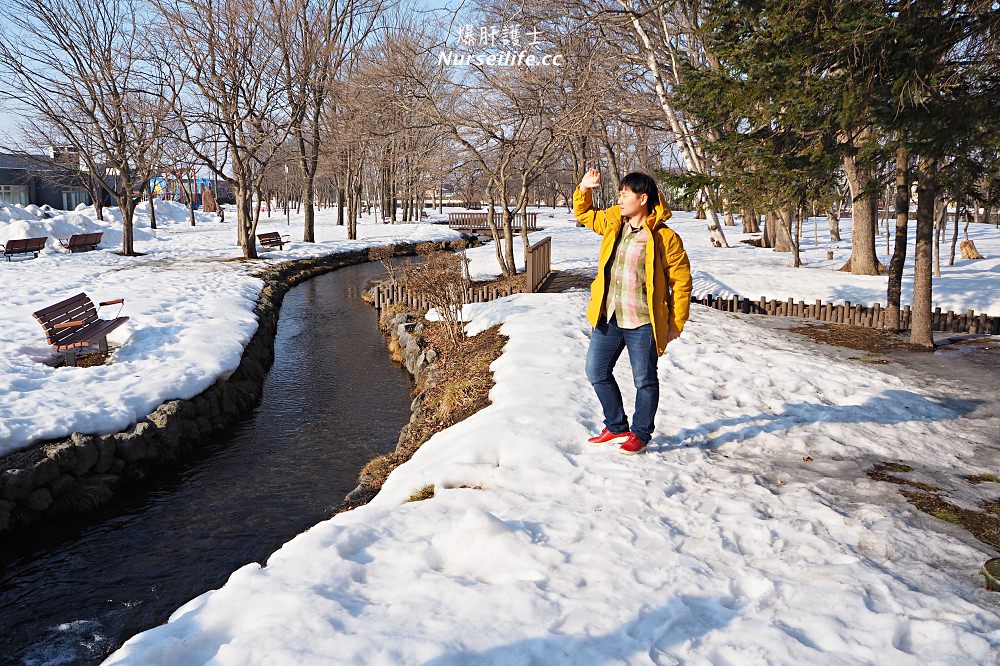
[447,212,539,232]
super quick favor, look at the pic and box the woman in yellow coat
[575,169,692,454]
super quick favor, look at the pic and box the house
[0,149,111,210]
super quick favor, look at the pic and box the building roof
[0,153,51,171]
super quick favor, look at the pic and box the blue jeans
[585,314,659,444]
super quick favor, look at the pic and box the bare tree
[158,0,292,259]
[274,0,383,242]
[0,0,171,255]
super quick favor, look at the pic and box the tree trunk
[236,186,258,259]
[120,196,136,256]
[948,201,960,266]
[144,180,157,231]
[337,187,345,226]
[762,211,780,249]
[841,153,882,274]
[885,147,909,332]
[828,206,842,242]
[933,197,946,278]
[794,207,803,266]
[503,208,516,276]
[303,178,315,242]
[694,198,705,219]
[773,209,795,252]
[910,157,936,348]
[486,186,512,277]
[92,182,104,221]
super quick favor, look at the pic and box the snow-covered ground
[0,200,461,454]
[4,199,999,663]
[106,291,1000,664]
[465,207,1000,316]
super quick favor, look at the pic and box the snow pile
[0,202,155,251]
[106,293,1000,664]
[0,204,462,454]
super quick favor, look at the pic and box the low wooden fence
[448,212,538,231]
[694,293,1000,335]
[372,281,520,312]
[525,236,552,293]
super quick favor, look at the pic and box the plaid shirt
[605,223,650,328]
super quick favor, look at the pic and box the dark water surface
[0,261,413,665]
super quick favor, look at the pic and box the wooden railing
[372,281,521,312]
[447,212,538,231]
[694,293,999,335]
[525,236,551,293]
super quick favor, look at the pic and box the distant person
[575,169,692,455]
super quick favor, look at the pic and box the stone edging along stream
[0,239,470,534]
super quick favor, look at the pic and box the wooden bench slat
[4,236,48,259]
[32,292,93,319]
[55,317,129,349]
[257,232,290,249]
[32,293,128,361]
[58,232,103,252]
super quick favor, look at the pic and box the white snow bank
[0,205,462,454]
[107,293,1000,665]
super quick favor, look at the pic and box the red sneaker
[619,433,647,455]
[587,428,630,445]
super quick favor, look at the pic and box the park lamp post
[284,164,290,226]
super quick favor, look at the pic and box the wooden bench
[32,293,129,366]
[58,232,103,252]
[257,231,290,250]
[4,237,47,261]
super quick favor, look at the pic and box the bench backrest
[258,232,281,240]
[4,237,47,253]
[68,232,103,247]
[32,292,99,346]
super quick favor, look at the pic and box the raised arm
[573,168,619,235]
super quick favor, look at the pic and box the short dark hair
[619,172,660,214]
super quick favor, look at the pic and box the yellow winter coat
[574,187,692,356]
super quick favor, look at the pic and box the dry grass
[75,352,110,367]
[900,490,1000,549]
[343,322,506,512]
[407,485,435,502]
[790,323,925,354]
[867,463,940,493]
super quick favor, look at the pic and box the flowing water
[0,261,412,665]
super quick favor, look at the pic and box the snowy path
[107,295,1000,665]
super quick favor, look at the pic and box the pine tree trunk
[910,158,936,348]
[885,147,909,332]
[841,154,881,274]
[774,208,797,258]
